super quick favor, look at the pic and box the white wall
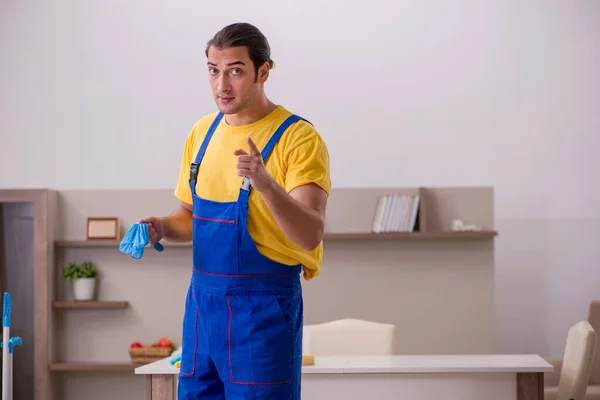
[1,0,599,357]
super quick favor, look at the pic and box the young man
[139,22,331,399]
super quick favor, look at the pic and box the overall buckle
[241,176,252,191]
[189,163,199,184]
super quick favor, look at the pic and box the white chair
[303,318,396,356]
[545,320,597,400]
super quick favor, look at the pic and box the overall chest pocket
[191,210,241,275]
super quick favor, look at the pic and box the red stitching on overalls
[193,215,237,224]
[179,306,199,377]
[227,295,292,386]
[193,268,291,277]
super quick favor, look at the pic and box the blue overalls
[178,112,305,399]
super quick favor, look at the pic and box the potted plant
[62,261,98,301]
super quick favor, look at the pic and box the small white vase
[73,278,96,301]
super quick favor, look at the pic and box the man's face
[207,45,267,115]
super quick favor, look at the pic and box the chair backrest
[556,320,597,400]
[303,319,396,356]
[587,301,600,384]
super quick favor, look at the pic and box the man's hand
[137,216,164,245]
[233,136,274,192]
[234,135,329,251]
[138,202,193,245]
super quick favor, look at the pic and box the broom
[2,293,22,400]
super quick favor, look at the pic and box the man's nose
[217,74,231,92]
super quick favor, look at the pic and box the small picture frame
[87,217,120,240]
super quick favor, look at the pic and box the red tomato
[130,342,142,349]
[157,338,172,348]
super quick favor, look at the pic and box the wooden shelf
[55,239,121,247]
[324,231,498,240]
[54,239,191,248]
[49,362,141,372]
[54,231,497,248]
[53,301,130,310]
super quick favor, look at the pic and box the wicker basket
[129,346,173,364]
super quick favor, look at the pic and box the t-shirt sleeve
[173,128,196,205]
[284,128,331,195]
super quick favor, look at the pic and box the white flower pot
[72,278,96,301]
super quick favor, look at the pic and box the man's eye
[231,69,241,75]
[209,68,218,75]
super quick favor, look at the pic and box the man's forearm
[160,206,193,242]
[260,180,325,251]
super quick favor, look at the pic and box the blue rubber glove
[119,223,164,260]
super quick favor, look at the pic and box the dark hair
[205,23,275,79]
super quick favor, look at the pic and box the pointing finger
[247,136,261,156]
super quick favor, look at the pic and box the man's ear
[257,63,270,83]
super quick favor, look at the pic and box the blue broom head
[3,292,11,327]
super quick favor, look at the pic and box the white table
[135,354,553,400]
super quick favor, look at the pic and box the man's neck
[225,97,277,127]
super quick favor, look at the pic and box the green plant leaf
[62,261,97,279]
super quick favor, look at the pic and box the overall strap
[238,114,311,202]
[261,114,305,161]
[189,112,224,189]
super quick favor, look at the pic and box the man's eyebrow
[207,61,246,67]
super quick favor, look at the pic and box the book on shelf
[371,193,420,233]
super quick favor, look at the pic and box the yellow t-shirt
[174,105,331,280]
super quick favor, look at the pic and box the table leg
[146,374,176,400]
[146,376,152,400]
[517,372,544,400]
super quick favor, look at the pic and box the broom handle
[2,293,12,400]
[2,327,9,400]
[9,354,12,400]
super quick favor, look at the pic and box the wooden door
[1,202,35,400]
